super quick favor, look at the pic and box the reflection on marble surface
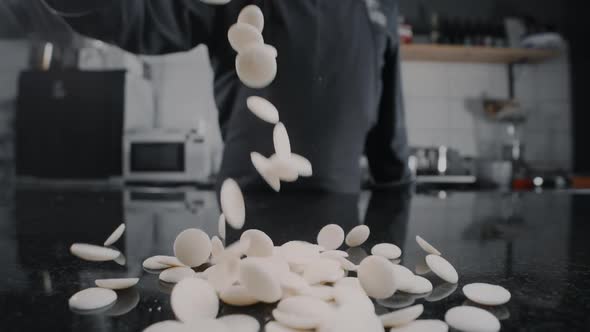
[104,288,141,317]
[0,187,589,331]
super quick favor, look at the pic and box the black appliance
[16,70,124,179]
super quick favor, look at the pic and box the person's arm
[364,15,411,186]
[43,0,217,55]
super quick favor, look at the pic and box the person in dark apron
[44,0,410,193]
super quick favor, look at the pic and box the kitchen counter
[1,186,589,331]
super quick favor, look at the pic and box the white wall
[403,51,572,171]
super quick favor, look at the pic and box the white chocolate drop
[173,228,212,267]
[357,255,397,299]
[317,224,345,251]
[273,122,291,159]
[345,225,370,247]
[103,223,125,246]
[251,152,281,191]
[247,96,279,124]
[462,283,511,306]
[171,278,219,322]
[70,243,120,262]
[425,255,458,284]
[371,243,402,260]
[228,22,263,53]
[416,235,441,256]
[241,229,274,257]
[237,5,264,32]
[68,287,117,311]
[379,304,424,327]
[220,178,246,230]
[236,45,277,88]
[95,278,139,290]
[445,306,500,332]
[159,267,196,284]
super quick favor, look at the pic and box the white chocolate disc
[301,285,334,301]
[220,285,259,306]
[280,272,310,293]
[207,257,240,292]
[238,5,264,32]
[159,267,196,284]
[104,223,125,246]
[264,321,303,332]
[462,283,511,306]
[389,320,449,332]
[68,287,117,311]
[425,255,458,284]
[302,258,343,284]
[317,224,345,250]
[357,255,397,299]
[251,152,281,191]
[416,236,441,256]
[218,314,260,332]
[220,178,246,229]
[95,278,139,290]
[228,22,263,53]
[290,153,313,177]
[239,258,282,303]
[247,96,279,124]
[273,122,291,159]
[345,225,370,247]
[143,255,173,270]
[171,278,219,322]
[143,320,193,332]
[157,256,187,268]
[404,276,433,294]
[173,228,211,267]
[392,264,417,292]
[371,243,402,260]
[241,229,274,257]
[236,45,277,88]
[268,154,299,182]
[445,306,500,332]
[379,304,424,327]
[218,214,227,239]
[70,243,120,262]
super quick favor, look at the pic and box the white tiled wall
[402,51,572,171]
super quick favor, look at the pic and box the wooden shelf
[401,44,559,64]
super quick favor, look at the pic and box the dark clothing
[47,0,410,193]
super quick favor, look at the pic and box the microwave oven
[123,128,211,183]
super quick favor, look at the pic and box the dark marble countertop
[1,186,589,331]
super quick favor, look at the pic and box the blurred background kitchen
[2,3,590,330]
[0,0,586,191]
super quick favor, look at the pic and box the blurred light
[533,177,544,187]
[438,191,447,199]
[408,155,417,176]
[437,146,448,174]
